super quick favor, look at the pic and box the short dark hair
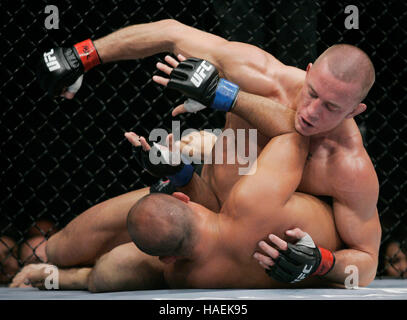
[314,44,375,101]
[127,193,195,257]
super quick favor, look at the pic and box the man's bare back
[163,192,341,289]
[124,133,342,290]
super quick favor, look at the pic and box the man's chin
[295,122,312,136]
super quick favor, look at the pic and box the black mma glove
[167,58,240,112]
[37,39,101,97]
[266,233,335,283]
[134,140,194,188]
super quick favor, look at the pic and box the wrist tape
[212,78,240,112]
[74,39,101,71]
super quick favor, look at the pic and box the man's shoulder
[331,143,379,199]
[220,42,305,99]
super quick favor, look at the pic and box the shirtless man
[11,130,342,290]
[33,19,380,287]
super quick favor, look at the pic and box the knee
[87,252,114,293]
[87,245,137,293]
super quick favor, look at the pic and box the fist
[167,58,220,107]
[37,39,100,97]
[37,47,84,97]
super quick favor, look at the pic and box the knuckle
[265,256,274,265]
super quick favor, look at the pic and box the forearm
[94,19,226,65]
[58,267,92,290]
[232,91,296,138]
[94,20,176,63]
[322,248,378,287]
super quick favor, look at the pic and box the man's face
[385,242,407,278]
[295,61,363,136]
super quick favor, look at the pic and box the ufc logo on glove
[43,49,61,72]
[191,60,213,87]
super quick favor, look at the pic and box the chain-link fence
[1,0,406,283]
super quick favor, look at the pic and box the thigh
[48,187,150,266]
[89,242,167,292]
[69,187,150,235]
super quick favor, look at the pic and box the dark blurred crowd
[0,220,56,284]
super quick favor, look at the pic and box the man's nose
[307,99,321,121]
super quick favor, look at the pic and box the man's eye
[309,91,317,98]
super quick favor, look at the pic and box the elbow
[159,18,181,31]
[359,267,378,287]
[161,18,181,26]
[358,255,379,287]
[358,273,376,288]
[159,19,184,53]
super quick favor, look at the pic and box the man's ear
[346,103,367,119]
[172,192,190,203]
[306,63,313,72]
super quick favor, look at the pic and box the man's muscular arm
[94,19,281,92]
[233,133,309,209]
[98,19,297,137]
[94,20,226,65]
[40,19,296,137]
[10,263,91,290]
[255,153,381,286]
[155,55,296,138]
[232,91,296,139]
[323,160,381,286]
[327,205,380,286]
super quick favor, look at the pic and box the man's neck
[312,119,360,144]
[185,202,223,261]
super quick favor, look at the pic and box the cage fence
[1,0,406,283]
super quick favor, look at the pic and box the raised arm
[99,21,298,138]
[38,19,286,101]
[94,20,226,65]
[232,132,309,209]
[94,20,284,93]
[38,19,297,138]
[154,55,296,138]
[231,91,296,138]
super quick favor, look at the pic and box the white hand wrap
[66,75,84,93]
[183,98,207,113]
[152,142,191,166]
[296,233,316,248]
